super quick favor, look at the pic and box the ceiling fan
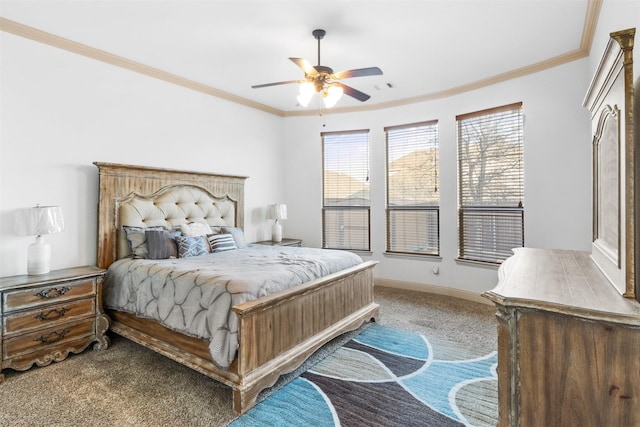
[251,29,383,107]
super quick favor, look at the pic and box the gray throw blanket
[103,245,363,368]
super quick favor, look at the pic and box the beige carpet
[0,286,497,427]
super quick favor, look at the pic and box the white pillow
[180,222,213,237]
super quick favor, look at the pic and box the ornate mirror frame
[584,28,636,298]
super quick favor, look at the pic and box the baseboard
[374,278,493,306]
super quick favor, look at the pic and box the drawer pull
[34,307,69,321]
[35,286,70,299]
[34,329,69,345]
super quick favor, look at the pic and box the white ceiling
[1,0,592,114]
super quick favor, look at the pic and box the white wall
[0,31,284,276]
[282,53,593,297]
[281,0,640,297]
[1,0,637,297]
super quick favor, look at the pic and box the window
[385,121,439,255]
[322,130,370,251]
[457,102,524,263]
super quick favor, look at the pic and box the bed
[94,162,378,414]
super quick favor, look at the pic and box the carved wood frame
[584,28,636,298]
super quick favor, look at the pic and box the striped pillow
[221,226,248,249]
[208,233,237,253]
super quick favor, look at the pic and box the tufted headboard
[116,185,237,258]
[94,162,248,268]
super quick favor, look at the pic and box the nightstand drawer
[4,319,96,359]
[3,298,95,336]
[3,279,96,312]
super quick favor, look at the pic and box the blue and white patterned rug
[229,323,498,427]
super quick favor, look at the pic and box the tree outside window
[457,103,524,263]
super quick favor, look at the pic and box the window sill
[324,248,373,257]
[351,250,373,256]
[455,258,501,270]
[384,252,442,262]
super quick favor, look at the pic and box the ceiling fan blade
[335,83,371,102]
[252,79,304,89]
[334,67,383,79]
[289,58,318,76]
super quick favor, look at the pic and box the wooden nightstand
[254,238,302,247]
[0,266,110,382]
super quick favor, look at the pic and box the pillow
[180,222,213,237]
[175,235,208,258]
[207,233,238,253]
[221,226,248,249]
[122,225,165,258]
[145,229,180,259]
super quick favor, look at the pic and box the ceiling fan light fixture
[253,29,382,108]
[297,81,315,107]
[323,85,343,108]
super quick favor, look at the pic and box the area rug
[229,323,498,427]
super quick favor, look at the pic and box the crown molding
[0,17,285,117]
[1,0,601,118]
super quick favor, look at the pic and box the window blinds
[385,121,439,255]
[322,130,370,251]
[457,103,524,263]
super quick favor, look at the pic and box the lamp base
[27,236,51,275]
[272,221,283,243]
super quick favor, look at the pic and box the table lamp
[267,204,287,242]
[15,204,65,275]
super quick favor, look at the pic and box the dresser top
[483,248,640,325]
[0,266,105,291]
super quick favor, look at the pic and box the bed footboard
[232,260,378,413]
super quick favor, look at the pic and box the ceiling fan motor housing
[312,29,326,40]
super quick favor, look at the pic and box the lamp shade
[323,85,344,108]
[267,204,287,221]
[297,82,315,107]
[15,205,64,236]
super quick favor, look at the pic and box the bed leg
[233,387,259,415]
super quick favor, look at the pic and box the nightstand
[254,238,302,247]
[0,266,110,382]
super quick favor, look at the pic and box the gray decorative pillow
[175,235,208,258]
[145,229,180,259]
[208,233,237,252]
[221,226,248,249]
[122,225,165,258]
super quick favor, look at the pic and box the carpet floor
[0,286,497,426]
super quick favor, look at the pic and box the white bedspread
[103,245,363,368]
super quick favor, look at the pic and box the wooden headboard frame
[94,162,248,269]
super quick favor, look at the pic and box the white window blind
[385,121,439,255]
[322,130,370,251]
[457,102,524,263]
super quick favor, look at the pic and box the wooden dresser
[483,248,640,426]
[0,266,110,382]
